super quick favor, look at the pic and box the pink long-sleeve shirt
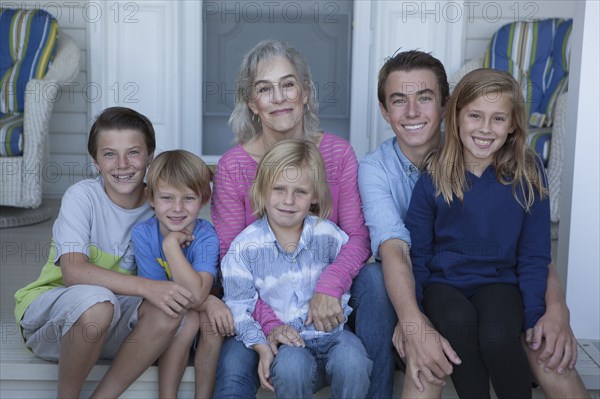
[211,133,371,334]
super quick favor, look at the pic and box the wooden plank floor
[1,199,598,398]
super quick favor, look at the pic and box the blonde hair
[147,150,212,206]
[428,68,547,210]
[229,40,321,145]
[250,140,331,219]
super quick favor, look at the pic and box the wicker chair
[0,13,80,208]
[449,19,572,223]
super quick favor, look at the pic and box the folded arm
[61,252,194,318]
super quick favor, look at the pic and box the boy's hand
[526,307,578,373]
[143,279,195,318]
[305,293,343,332]
[399,315,461,392]
[201,295,235,336]
[253,343,275,392]
[267,324,305,354]
[162,230,194,250]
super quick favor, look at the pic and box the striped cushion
[0,8,59,114]
[0,113,24,156]
[484,19,572,128]
[526,128,552,168]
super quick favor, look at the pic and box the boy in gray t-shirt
[15,107,195,398]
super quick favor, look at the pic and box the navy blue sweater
[406,165,550,330]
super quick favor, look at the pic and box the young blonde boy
[222,140,372,398]
[131,149,220,398]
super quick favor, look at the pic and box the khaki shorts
[20,285,143,361]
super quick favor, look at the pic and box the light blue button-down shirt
[358,138,420,259]
[222,215,350,348]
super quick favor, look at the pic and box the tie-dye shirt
[222,215,349,348]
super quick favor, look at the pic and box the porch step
[1,335,599,398]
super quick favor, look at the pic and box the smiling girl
[405,69,551,399]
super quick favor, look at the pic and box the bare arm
[253,343,275,392]
[162,231,214,309]
[380,239,460,391]
[380,239,421,321]
[61,252,194,318]
[162,231,234,335]
[526,263,578,372]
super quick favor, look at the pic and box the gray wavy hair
[228,40,321,144]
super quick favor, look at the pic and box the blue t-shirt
[132,217,219,281]
[406,165,550,330]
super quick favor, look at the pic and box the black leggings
[424,283,532,399]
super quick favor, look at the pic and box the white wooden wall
[368,0,464,148]
[561,0,600,340]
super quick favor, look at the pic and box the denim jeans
[214,262,397,399]
[271,329,372,399]
[350,262,398,398]
[214,336,259,399]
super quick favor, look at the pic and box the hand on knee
[138,301,183,334]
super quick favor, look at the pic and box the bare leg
[158,310,200,398]
[401,364,443,399]
[90,301,182,398]
[524,340,590,399]
[194,311,222,399]
[57,302,114,399]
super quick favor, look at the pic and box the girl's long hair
[427,68,547,210]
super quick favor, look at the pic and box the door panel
[202,0,353,155]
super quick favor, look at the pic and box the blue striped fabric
[0,8,59,114]
[484,19,572,128]
[0,113,24,156]
[526,128,552,168]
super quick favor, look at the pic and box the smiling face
[150,180,203,237]
[93,129,152,208]
[265,166,317,239]
[248,56,308,141]
[458,91,515,172]
[379,69,444,164]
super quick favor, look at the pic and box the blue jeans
[271,330,372,398]
[350,262,398,399]
[214,336,259,398]
[214,262,397,399]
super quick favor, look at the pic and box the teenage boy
[358,50,588,398]
[15,107,195,398]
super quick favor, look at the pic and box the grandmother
[205,40,397,398]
